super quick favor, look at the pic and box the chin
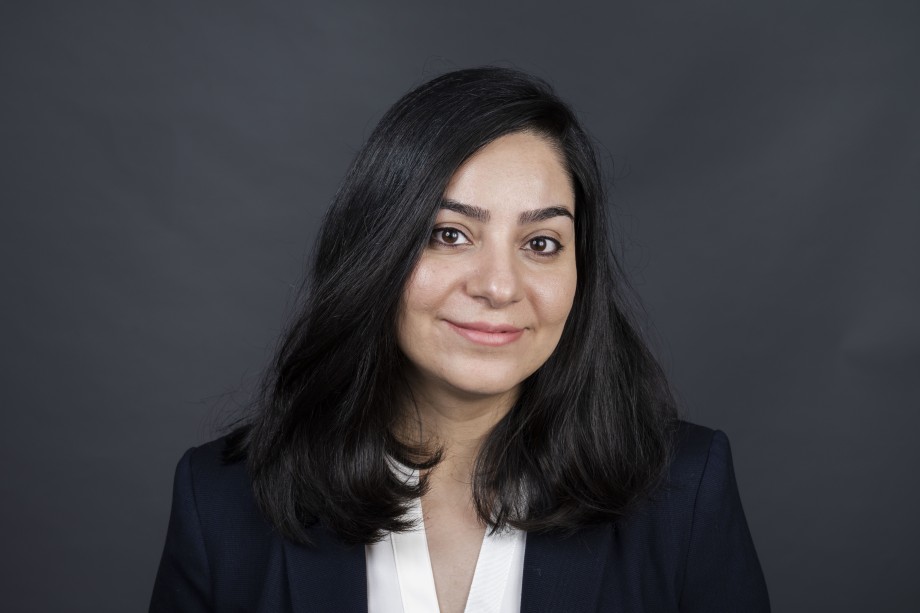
[451,380,522,399]
[437,362,533,399]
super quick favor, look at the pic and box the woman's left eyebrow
[518,206,575,225]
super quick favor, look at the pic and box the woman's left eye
[524,236,563,256]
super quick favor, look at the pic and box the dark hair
[225,66,677,545]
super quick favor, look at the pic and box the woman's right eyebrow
[440,199,490,222]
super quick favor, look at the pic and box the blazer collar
[282,522,613,613]
[284,525,367,612]
[521,523,613,613]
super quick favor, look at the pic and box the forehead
[442,131,575,216]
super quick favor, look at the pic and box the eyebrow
[518,206,575,225]
[440,199,574,225]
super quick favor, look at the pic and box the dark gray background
[2,1,918,611]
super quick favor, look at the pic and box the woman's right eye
[430,227,471,247]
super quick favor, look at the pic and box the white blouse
[365,467,526,613]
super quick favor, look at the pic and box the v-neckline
[381,469,525,613]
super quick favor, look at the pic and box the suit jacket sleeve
[149,447,213,612]
[679,430,770,611]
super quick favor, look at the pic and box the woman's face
[397,131,578,403]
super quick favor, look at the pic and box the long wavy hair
[225,66,677,545]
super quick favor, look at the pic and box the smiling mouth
[445,320,525,346]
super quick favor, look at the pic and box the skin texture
[396,131,577,613]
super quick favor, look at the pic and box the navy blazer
[149,422,769,612]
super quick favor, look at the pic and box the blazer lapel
[521,523,613,613]
[284,525,367,612]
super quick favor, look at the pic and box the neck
[400,379,519,471]
[400,380,517,524]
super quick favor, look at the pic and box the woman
[150,67,770,612]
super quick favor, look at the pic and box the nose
[465,246,524,308]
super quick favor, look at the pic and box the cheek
[402,258,453,313]
[403,261,441,315]
[532,268,577,325]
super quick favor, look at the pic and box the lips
[445,320,525,346]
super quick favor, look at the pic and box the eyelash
[429,227,565,258]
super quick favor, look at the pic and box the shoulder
[636,420,739,520]
[152,434,273,611]
[612,421,736,559]
[665,421,770,609]
[667,420,731,490]
[604,420,769,610]
[176,434,248,501]
[170,433,276,557]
